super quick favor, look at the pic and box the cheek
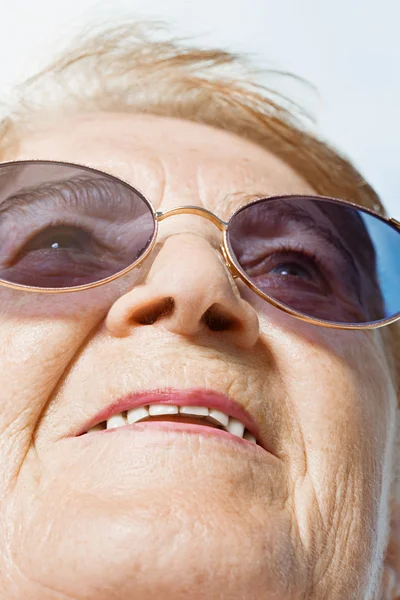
[265,316,394,475]
[264,318,396,578]
[0,286,125,482]
[0,315,89,434]
[221,281,395,491]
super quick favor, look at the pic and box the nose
[105,233,259,349]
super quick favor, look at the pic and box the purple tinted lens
[0,161,156,289]
[227,196,400,325]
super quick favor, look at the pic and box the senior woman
[0,21,399,600]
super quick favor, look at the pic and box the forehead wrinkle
[78,146,168,210]
[195,150,316,220]
[14,112,316,214]
[195,160,266,218]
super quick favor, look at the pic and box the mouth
[77,388,270,452]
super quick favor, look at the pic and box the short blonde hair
[0,20,399,389]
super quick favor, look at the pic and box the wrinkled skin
[0,112,398,599]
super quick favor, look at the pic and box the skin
[0,112,398,599]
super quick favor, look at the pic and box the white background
[0,0,398,217]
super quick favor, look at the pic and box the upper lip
[77,387,271,453]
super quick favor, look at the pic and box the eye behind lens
[0,161,156,289]
[227,195,400,326]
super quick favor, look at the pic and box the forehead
[9,111,315,216]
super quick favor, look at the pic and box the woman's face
[0,113,397,599]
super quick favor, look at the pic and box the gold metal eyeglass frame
[1,159,400,331]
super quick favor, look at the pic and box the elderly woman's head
[0,22,399,599]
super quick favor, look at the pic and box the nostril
[202,303,241,332]
[131,297,175,325]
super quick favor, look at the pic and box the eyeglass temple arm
[389,217,400,230]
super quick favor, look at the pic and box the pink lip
[92,421,267,454]
[77,388,267,451]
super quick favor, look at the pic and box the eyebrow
[0,176,138,217]
[0,181,360,273]
[0,181,363,272]
[276,202,360,271]
[230,197,360,273]
[236,198,365,299]
[0,178,88,215]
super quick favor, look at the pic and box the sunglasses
[0,159,399,330]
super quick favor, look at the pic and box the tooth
[127,406,150,424]
[106,413,127,429]
[226,417,245,438]
[207,409,229,428]
[179,406,209,417]
[148,404,179,416]
[243,430,257,444]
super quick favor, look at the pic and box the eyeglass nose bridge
[155,206,228,231]
[155,206,240,278]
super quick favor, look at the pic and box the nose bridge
[151,232,233,293]
[105,223,260,348]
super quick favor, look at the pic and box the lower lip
[89,421,262,450]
